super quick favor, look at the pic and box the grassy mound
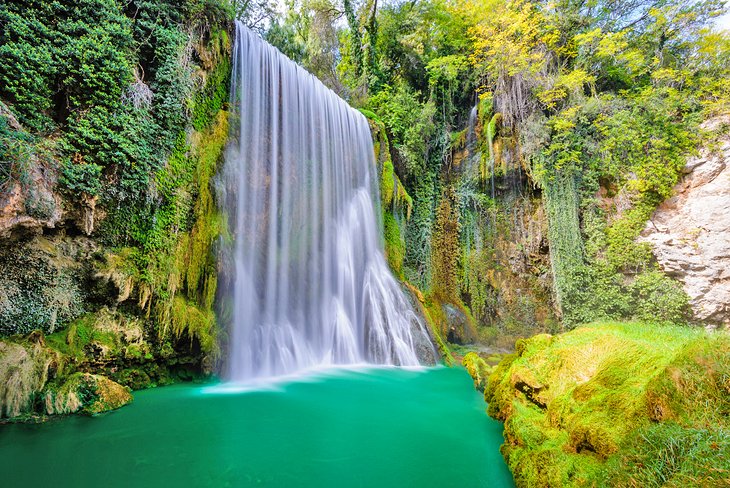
[485,322,730,487]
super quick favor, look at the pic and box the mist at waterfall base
[218,22,436,381]
[0,367,514,487]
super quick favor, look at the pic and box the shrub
[630,270,690,324]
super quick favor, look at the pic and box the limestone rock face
[0,103,63,240]
[640,118,730,326]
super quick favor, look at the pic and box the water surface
[0,366,513,487]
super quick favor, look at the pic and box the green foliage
[459,0,724,328]
[265,0,728,338]
[265,0,345,90]
[630,270,690,324]
[0,250,85,336]
[0,3,60,132]
[131,110,228,357]
[60,162,103,196]
[366,82,437,178]
[404,173,437,289]
[191,52,232,131]
[0,0,231,365]
[0,0,135,197]
[540,169,584,318]
[0,105,36,195]
[0,0,232,204]
[345,0,720,336]
[266,16,307,64]
[373,0,473,98]
[526,86,699,325]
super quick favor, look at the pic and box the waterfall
[218,22,437,381]
[465,105,479,175]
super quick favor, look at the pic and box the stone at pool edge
[44,372,133,415]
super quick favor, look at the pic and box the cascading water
[218,22,437,381]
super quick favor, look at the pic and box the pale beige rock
[0,176,63,239]
[0,334,54,418]
[640,118,730,326]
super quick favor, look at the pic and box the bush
[630,270,690,324]
[60,162,103,196]
[0,252,85,336]
[366,82,437,179]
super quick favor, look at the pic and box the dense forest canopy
[258,0,729,328]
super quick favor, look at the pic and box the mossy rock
[46,308,146,362]
[462,352,492,391]
[44,373,132,415]
[486,322,730,487]
[113,368,154,391]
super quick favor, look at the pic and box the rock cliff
[640,118,730,327]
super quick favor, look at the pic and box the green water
[0,366,513,487]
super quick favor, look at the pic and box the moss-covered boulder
[462,352,492,391]
[44,373,132,415]
[486,322,730,487]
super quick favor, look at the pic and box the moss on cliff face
[0,4,233,419]
[485,322,730,487]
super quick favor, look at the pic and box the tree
[232,0,277,31]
